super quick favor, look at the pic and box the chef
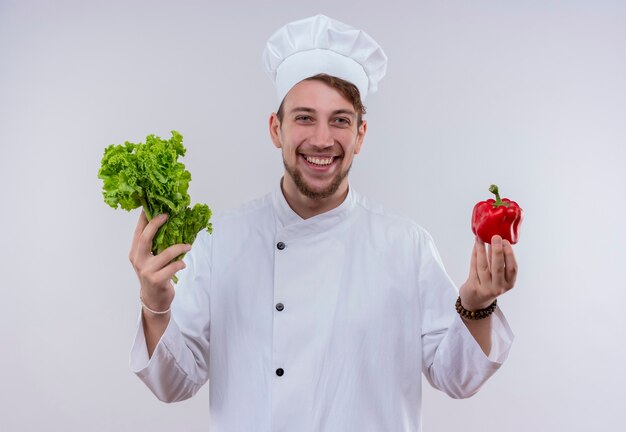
[129,14,517,432]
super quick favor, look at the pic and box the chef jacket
[130,185,514,432]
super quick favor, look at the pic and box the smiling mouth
[304,155,335,166]
[302,155,339,167]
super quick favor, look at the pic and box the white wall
[1,0,624,431]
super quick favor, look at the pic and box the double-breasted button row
[275,241,286,378]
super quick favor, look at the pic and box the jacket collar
[271,178,356,239]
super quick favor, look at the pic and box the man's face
[269,80,367,201]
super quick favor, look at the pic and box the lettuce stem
[140,196,153,221]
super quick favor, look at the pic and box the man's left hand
[459,235,518,311]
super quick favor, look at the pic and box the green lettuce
[98,131,212,280]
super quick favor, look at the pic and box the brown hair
[276,73,367,127]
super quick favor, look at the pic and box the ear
[269,113,282,149]
[353,119,367,155]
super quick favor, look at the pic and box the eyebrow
[289,107,356,119]
[332,109,357,119]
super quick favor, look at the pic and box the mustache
[297,147,344,157]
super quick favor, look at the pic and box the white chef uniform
[130,185,514,432]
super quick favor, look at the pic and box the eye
[295,115,314,123]
[333,117,351,127]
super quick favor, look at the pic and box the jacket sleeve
[129,229,213,403]
[418,231,514,399]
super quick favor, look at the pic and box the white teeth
[305,156,334,166]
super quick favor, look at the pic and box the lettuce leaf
[98,131,212,280]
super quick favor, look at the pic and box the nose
[309,123,334,149]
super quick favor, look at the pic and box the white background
[1,0,625,431]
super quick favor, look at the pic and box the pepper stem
[489,184,510,208]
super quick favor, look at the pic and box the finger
[151,243,192,271]
[503,239,518,287]
[475,237,491,285]
[468,240,478,282]
[154,258,187,283]
[130,211,149,256]
[138,213,169,255]
[490,235,506,288]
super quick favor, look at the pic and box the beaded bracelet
[140,292,171,315]
[455,296,497,320]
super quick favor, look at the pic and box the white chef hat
[262,14,388,103]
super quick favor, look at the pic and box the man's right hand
[129,212,191,316]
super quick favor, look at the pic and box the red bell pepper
[471,184,523,244]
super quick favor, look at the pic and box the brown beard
[283,156,351,200]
